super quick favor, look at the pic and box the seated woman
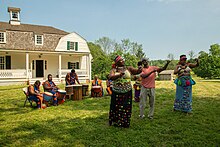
[28,80,43,109]
[106,74,113,96]
[91,75,103,97]
[43,74,58,106]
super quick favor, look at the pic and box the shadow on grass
[1,113,135,146]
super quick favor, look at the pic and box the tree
[193,44,220,79]
[167,53,174,60]
[121,39,132,53]
[88,42,112,79]
[188,50,195,60]
[132,43,146,60]
[89,37,147,79]
[95,37,115,55]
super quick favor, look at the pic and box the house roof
[8,7,21,12]
[0,21,69,35]
[159,70,174,75]
[0,21,70,51]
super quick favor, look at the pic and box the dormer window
[12,12,18,20]
[8,7,21,25]
[67,41,78,51]
[0,32,6,43]
[35,35,43,45]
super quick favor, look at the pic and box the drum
[82,84,89,96]
[65,85,74,95]
[92,86,102,97]
[43,92,53,102]
[57,90,66,99]
[57,90,66,104]
[92,86,101,93]
[72,85,82,100]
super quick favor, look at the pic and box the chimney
[8,7,21,25]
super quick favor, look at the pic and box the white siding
[29,54,58,78]
[55,32,90,53]
[0,52,26,69]
[11,53,26,69]
[61,55,80,69]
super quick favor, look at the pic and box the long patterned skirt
[173,85,192,112]
[109,90,132,128]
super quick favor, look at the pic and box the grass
[0,78,220,146]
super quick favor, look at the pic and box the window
[35,35,43,45]
[0,56,5,69]
[45,60,47,70]
[12,12,18,20]
[67,41,78,51]
[68,62,79,69]
[0,32,6,43]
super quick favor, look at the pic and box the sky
[0,0,220,60]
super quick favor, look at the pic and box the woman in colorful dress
[173,55,199,113]
[109,55,142,128]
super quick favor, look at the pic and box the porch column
[58,54,62,81]
[88,54,91,81]
[26,52,29,79]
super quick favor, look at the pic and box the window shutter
[6,56,11,69]
[75,42,78,51]
[68,62,71,69]
[76,62,79,69]
[67,41,70,50]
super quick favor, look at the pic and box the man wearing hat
[65,69,80,85]
[139,58,171,119]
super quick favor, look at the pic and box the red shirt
[140,66,159,88]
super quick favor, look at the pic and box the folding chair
[22,87,33,107]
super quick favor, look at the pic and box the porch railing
[60,69,88,79]
[0,69,32,79]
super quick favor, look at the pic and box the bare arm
[29,86,40,96]
[43,82,53,90]
[127,66,142,75]
[141,69,157,79]
[65,74,71,85]
[189,58,199,68]
[157,60,171,73]
[109,69,124,80]
[76,74,80,84]
[174,65,181,74]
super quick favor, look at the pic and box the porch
[0,50,92,84]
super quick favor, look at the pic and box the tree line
[88,37,220,79]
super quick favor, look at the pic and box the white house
[0,7,92,84]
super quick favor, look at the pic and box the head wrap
[112,55,123,68]
[114,55,123,63]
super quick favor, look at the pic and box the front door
[36,60,44,77]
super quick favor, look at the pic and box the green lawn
[0,79,220,146]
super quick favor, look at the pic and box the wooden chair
[22,87,33,107]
